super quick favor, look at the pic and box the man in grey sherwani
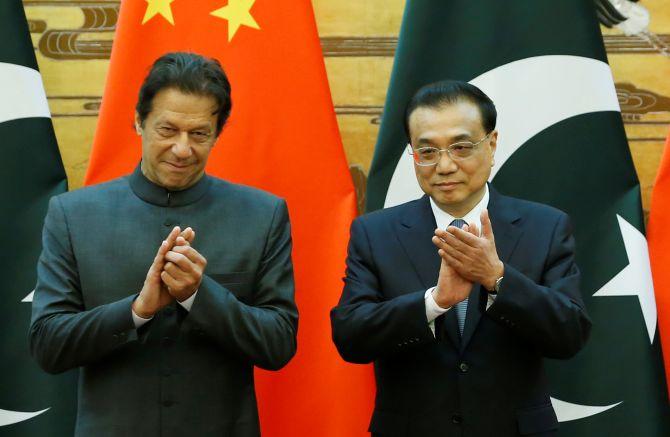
[29,52,298,437]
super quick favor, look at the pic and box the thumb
[481,209,494,241]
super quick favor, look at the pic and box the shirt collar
[429,184,490,233]
[128,162,211,207]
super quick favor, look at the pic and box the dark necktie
[449,219,468,335]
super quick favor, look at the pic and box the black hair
[403,80,497,140]
[136,52,232,136]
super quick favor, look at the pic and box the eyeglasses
[407,132,492,166]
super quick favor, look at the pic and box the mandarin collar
[128,163,211,207]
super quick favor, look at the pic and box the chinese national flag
[649,129,670,399]
[86,0,374,435]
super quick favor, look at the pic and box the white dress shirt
[424,185,496,335]
[132,290,198,328]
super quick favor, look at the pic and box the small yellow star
[142,0,176,25]
[211,0,260,42]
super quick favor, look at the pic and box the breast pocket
[209,272,255,303]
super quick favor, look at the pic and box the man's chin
[432,191,464,206]
[431,192,469,215]
[158,175,194,191]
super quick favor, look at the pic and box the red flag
[86,0,374,434]
[649,128,670,398]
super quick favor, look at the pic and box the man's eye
[418,148,437,157]
[451,144,474,152]
[190,132,211,142]
[158,127,176,135]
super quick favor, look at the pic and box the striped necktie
[450,219,468,336]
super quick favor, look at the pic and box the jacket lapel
[395,195,440,290]
[487,186,524,267]
[459,286,484,352]
[395,197,463,349]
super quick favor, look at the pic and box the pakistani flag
[368,0,670,435]
[0,1,75,435]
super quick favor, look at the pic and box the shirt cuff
[177,289,198,311]
[425,287,450,323]
[132,309,153,328]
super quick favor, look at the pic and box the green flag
[0,1,74,435]
[367,0,670,435]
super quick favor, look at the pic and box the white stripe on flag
[0,62,50,124]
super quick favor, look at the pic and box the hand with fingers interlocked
[432,209,504,297]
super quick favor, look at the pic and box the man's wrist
[431,287,454,309]
[131,297,154,319]
[485,261,505,292]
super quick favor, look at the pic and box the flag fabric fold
[648,129,670,399]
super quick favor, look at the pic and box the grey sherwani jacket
[29,165,298,437]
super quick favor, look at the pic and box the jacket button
[452,414,463,424]
[164,220,173,227]
[162,400,174,407]
[162,337,174,347]
[459,362,469,373]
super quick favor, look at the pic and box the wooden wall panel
[22,0,670,218]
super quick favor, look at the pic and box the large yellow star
[211,0,260,42]
[142,0,176,25]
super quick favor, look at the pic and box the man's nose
[435,150,458,173]
[172,132,192,159]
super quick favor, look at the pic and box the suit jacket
[30,166,298,437]
[331,187,591,437]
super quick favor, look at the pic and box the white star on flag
[593,214,657,343]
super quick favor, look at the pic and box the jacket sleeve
[183,199,298,371]
[486,212,592,359]
[330,218,435,364]
[29,196,138,374]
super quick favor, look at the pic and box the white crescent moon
[383,55,620,208]
[0,408,50,427]
[0,62,51,124]
[382,55,624,422]
[7,290,48,427]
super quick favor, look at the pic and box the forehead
[147,88,218,125]
[408,100,485,142]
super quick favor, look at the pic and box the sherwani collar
[129,163,211,207]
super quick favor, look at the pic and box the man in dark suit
[29,52,298,437]
[331,80,591,436]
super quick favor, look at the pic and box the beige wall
[24,0,670,217]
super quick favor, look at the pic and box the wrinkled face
[408,100,497,217]
[136,88,218,191]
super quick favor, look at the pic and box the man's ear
[489,130,498,156]
[134,112,142,135]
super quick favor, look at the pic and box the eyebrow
[451,133,473,142]
[416,133,473,145]
[157,121,212,132]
